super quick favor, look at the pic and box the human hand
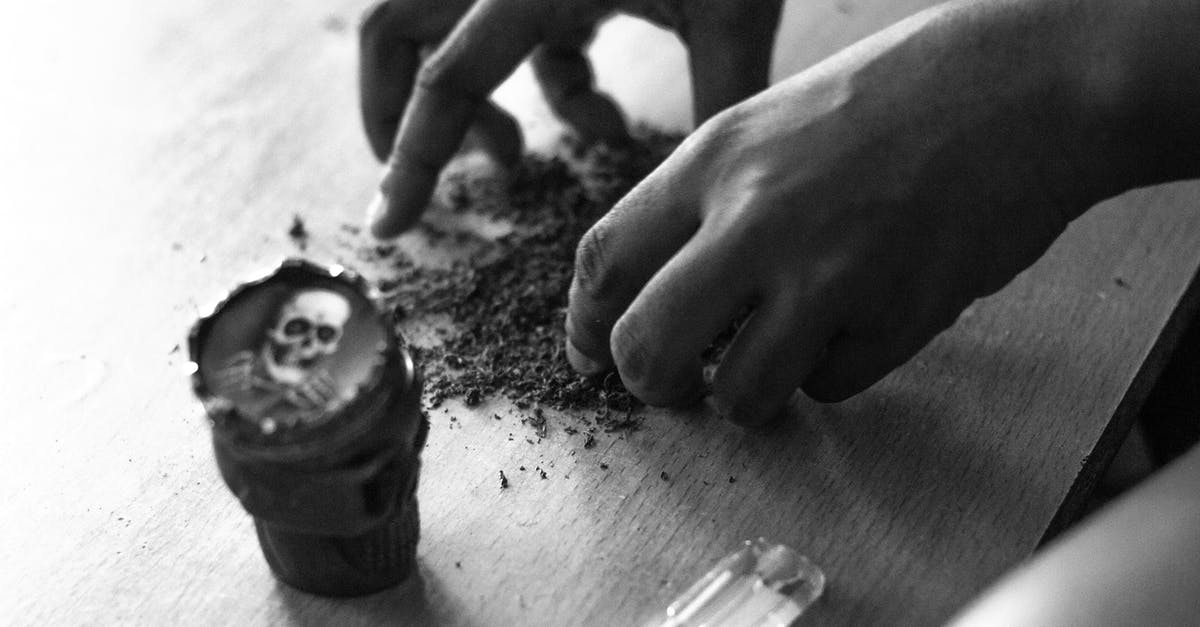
[565,0,1135,425]
[359,0,783,238]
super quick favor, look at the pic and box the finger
[682,1,783,122]
[803,311,963,403]
[711,292,839,427]
[361,0,517,163]
[359,2,422,161]
[565,170,700,377]
[531,26,629,145]
[372,0,556,238]
[608,234,754,406]
[462,100,524,167]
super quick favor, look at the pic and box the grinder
[187,258,427,596]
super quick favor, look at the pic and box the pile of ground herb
[356,129,684,432]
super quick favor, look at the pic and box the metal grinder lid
[187,258,411,455]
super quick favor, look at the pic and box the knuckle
[415,46,486,102]
[358,1,390,39]
[414,58,451,93]
[573,223,621,301]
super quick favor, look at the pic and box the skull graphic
[262,289,352,386]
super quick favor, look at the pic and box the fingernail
[566,340,607,377]
[367,190,408,240]
[365,190,386,228]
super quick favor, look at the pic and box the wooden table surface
[4,1,1200,625]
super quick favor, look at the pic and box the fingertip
[366,123,398,163]
[363,193,396,239]
[566,339,610,378]
[711,389,789,429]
[365,188,385,224]
[609,314,706,408]
[366,190,418,239]
[369,156,439,237]
[370,211,413,240]
[623,366,706,409]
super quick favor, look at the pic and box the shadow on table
[613,334,1067,624]
[273,560,469,626]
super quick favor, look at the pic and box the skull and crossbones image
[263,289,350,385]
[214,288,353,427]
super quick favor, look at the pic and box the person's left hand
[359,0,784,238]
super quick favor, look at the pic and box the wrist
[890,0,1136,221]
[1071,0,1200,195]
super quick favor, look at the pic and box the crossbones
[214,289,352,427]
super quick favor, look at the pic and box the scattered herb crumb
[499,470,509,489]
[599,463,608,470]
[528,409,548,439]
[464,388,482,407]
[288,214,309,250]
[583,433,596,449]
[728,476,736,484]
[660,471,670,482]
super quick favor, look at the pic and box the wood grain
[3,1,1199,625]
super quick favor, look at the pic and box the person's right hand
[358,0,784,238]
[564,0,1190,425]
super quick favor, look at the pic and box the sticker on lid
[193,262,388,433]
